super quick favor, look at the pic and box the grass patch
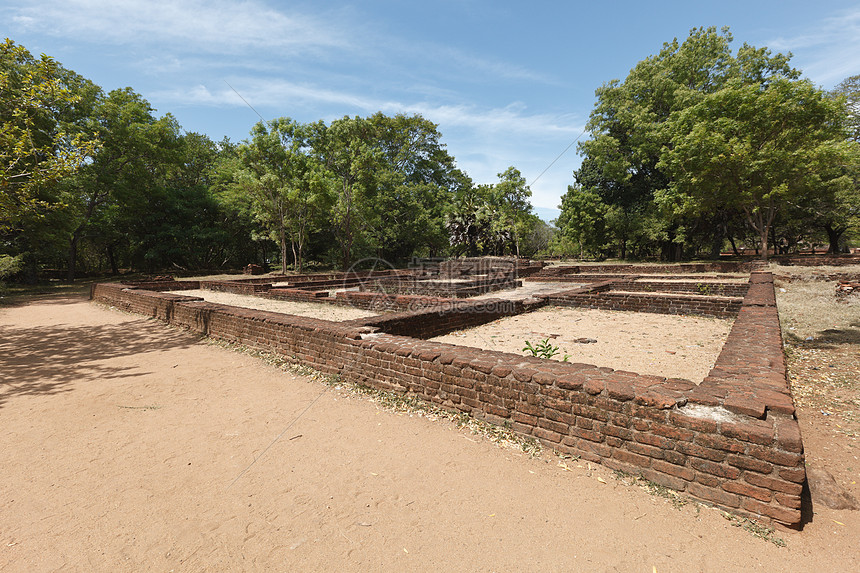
[775,279,860,342]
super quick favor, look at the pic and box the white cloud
[155,78,583,137]
[767,7,860,86]
[9,0,347,55]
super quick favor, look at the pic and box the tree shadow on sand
[0,307,202,409]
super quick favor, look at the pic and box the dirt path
[1,297,858,571]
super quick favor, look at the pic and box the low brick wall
[90,271,804,527]
[348,298,545,339]
[546,285,743,319]
[616,280,749,298]
[120,280,201,292]
[532,262,751,278]
[200,280,272,295]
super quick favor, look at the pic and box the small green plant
[696,282,712,296]
[0,254,23,292]
[523,338,569,361]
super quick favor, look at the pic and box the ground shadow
[800,479,814,528]
[0,303,202,409]
[786,326,860,349]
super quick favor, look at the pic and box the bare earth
[432,306,732,383]
[168,289,378,321]
[2,296,859,571]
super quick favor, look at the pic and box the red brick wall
[90,271,804,527]
[546,284,743,319]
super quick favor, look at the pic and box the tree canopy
[557,27,857,260]
[1,38,545,280]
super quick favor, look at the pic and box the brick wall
[613,280,749,297]
[90,271,804,527]
[546,283,744,319]
[532,262,751,278]
[347,298,545,339]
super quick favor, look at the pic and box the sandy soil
[431,306,732,383]
[169,289,378,321]
[2,297,859,572]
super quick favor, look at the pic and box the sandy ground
[432,306,732,383]
[2,297,860,572]
[472,280,585,300]
[169,289,378,321]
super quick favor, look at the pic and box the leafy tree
[832,74,860,143]
[491,167,533,256]
[58,88,181,279]
[227,118,331,272]
[1,39,98,234]
[556,184,610,258]
[364,113,461,261]
[519,216,555,258]
[310,116,381,268]
[567,26,856,260]
[447,168,534,257]
[312,112,462,267]
[659,77,850,259]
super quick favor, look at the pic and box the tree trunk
[291,240,298,273]
[67,230,82,281]
[279,221,288,273]
[728,234,740,257]
[824,224,845,255]
[759,226,769,261]
[107,244,119,276]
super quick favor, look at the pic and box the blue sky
[4,0,860,222]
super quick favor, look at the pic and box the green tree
[228,118,331,272]
[574,27,800,260]
[58,88,181,279]
[659,77,850,259]
[1,39,98,234]
[832,74,860,143]
[491,167,533,257]
[556,184,610,258]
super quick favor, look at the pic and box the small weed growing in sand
[523,338,569,361]
[720,511,786,547]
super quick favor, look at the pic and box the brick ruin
[92,261,805,528]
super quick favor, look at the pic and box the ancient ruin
[92,259,805,527]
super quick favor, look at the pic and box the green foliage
[832,74,860,143]
[659,76,850,259]
[523,338,569,361]
[3,40,543,279]
[1,38,100,234]
[447,167,534,256]
[0,253,22,283]
[561,26,852,260]
[223,118,331,272]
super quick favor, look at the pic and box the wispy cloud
[767,6,860,86]
[155,79,583,136]
[9,0,348,55]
